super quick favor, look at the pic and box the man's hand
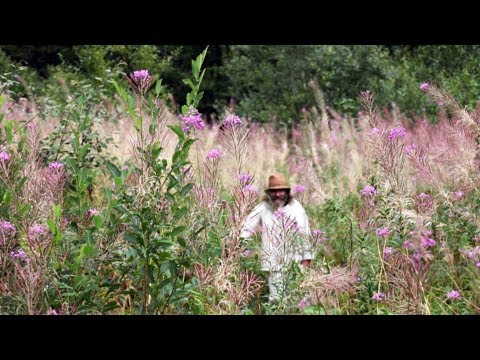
[300,259,311,267]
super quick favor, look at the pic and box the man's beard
[270,195,288,209]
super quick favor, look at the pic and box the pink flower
[222,114,242,127]
[388,126,406,140]
[238,173,253,183]
[86,208,100,217]
[48,162,64,171]
[243,185,258,194]
[418,192,431,201]
[28,224,46,237]
[292,184,306,193]
[360,185,376,197]
[372,292,385,301]
[404,144,417,154]
[180,108,204,131]
[419,82,430,91]
[274,208,287,219]
[298,297,308,309]
[476,262,480,269]
[446,290,461,300]
[383,247,393,257]
[376,227,390,237]
[454,191,464,199]
[133,70,150,80]
[0,151,10,161]
[207,149,221,159]
[368,127,380,136]
[10,249,28,261]
[0,220,16,243]
[421,235,436,248]
[241,249,253,257]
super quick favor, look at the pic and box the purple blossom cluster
[238,173,253,184]
[243,184,258,195]
[419,82,430,91]
[360,185,376,197]
[48,162,64,171]
[10,249,28,261]
[376,227,390,237]
[383,246,393,259]
[446,290,461,300]
[292,184,306,193]
[207,149,221,159]
[180,108,204,132]
[86,208,100,217]
[274,208,287,220]
[388,126,407,140]
[312,228,327,243]
[28,224,46,238]
[0,220,16,244]
[0,151,10,161]
[417,192,433,213]
[133,70,151,80]
[222,114,242,127]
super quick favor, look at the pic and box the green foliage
[107,47,209,314]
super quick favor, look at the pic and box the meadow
[1,50,479,315]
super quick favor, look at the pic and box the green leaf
[150,143,162,159]
[198,68,206,87]
[5,120,13,143]
[186,92,193,106]
[177,236,186,248]
[93,215,103,229]
[105,160,121,177]
[155,78,163,97]
[78,144,90,159]
[124,233,140,245]
[104,187,112,203]
[167,174,178,191]
[134,116,142,132]
[2,190,12,205]
[195,91,204,106]
[168,125,185,140]
[66,157,77,172]
[174,207,188,220]
[16,176,28,192]
[170,226,187,238]
[47,219,56,233]
[53,204,62,218]
[180,183,193,197]
[182,78,195,89]
[181,105,189,116]
[192,59,199,78]
[164,192,175,203]
[112,80,129,105]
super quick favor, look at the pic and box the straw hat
[266,173,290,190]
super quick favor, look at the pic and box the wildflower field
[1,48,480,315]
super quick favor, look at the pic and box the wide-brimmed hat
[266,173,290,190]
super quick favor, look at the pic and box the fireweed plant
[2,58,480,314]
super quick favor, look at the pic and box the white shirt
[240,199,313,271]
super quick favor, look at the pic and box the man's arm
[240,203,264,238]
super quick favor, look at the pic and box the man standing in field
[240,174,313,303]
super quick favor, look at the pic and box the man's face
[268,189,289,207]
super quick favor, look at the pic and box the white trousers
[267,271,285,303]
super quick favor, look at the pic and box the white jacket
[240,199,313,271]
